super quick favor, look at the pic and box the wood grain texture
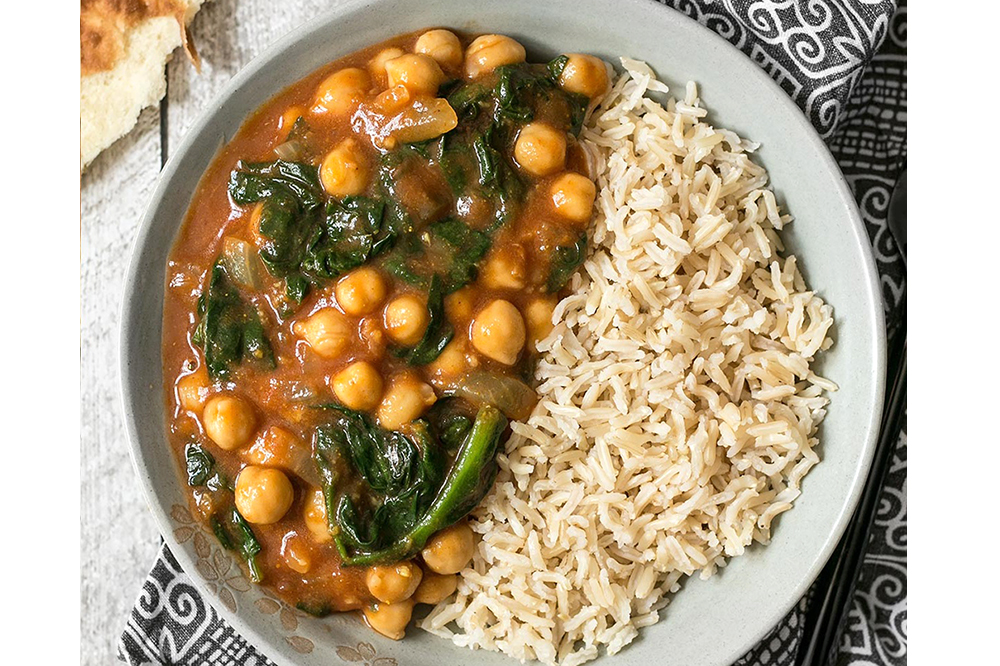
[81,104,162,666]
[166,0,339,147]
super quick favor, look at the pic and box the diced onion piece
[388,98,458,145]
[273,139,306,161]
[373,85,413,115]
[449,371,537,421]
[221,236,263,290]
[245,426,319,486]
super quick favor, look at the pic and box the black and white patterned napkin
[118,2,907,663]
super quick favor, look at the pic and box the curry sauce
[162,28,608,639]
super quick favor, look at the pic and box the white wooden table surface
[81,2,350,663]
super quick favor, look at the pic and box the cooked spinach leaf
[301,196,390,279]
[438,61,599,227]
[229,159,324,301]
[380,231,429,288]
[255,194,314,282]
[494,64,552,123]
[317,406,438,495]
[473,125,502,188]
[184,443,228,491]
[447,81,490,120]
[492,59,584,128]
[211,507,263,582]
[471,122,524,224]
[566,90,589,137]
[382,257,428,287]
[378,218,491,297]
[437,132,469,195]
[470,122,525,228]
[546,54,569,80]
[426,398,475,452]
[196,262,275,381]
[431,218,492,291]
[310,405,449,563]
[430,406,507,526]
[285,274,309,304]
[376,151,418,234]
[312,424,340,537]
[295,602,332,618]
[210,516,232,549]
[440,416,472,451]
[229,159,323,209]
[393,274,454,366]
[184,443,214,485]
[547,234,589,292]
[337,452,436,560]
[229,159,406,304]
[332,405,507,566]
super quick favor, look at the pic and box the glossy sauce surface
[162,29,606,630]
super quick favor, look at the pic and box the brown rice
[420,57,836,666]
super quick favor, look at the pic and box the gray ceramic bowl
[120,0,886,664]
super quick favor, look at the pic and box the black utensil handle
[796,313,907,666]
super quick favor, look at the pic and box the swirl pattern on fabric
[118,2,906,664]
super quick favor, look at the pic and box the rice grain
[420,59,836,665]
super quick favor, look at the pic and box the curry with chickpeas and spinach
[163,28,609,640]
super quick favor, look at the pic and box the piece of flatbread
[80,0,207,171]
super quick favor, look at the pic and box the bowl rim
[119,0,887,663]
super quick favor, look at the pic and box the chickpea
[525,296,557,347]
[470,299,526,366]
[363,598,414,640]
[372,84,413,116]
[303,488,332,543]
[202,395,256,450]
[282,534,312,574]
[427,339,468,386]
[234,466,294,525]
[415,29,463,71]
[245,426,308,471]
[312,67,370,116]
[481,248,527,290]
[444,287,476,325]
[383,294,429,346]
[335,267,386,315]
[421,521,475,574]
[558,54,610,100]
[385,53,445,96]
[320,138,369,197]
[413,571,458,605]
[293,308,354,358]
[366,561,423,604]
[331,361,384,411]
[550,172,597,224]
[369,47,405,81]
[176,366,210,413]
[377,374,437,430]
[465,34,526,78]
[514,122,567,176]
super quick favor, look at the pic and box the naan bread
[81,0,207,171]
